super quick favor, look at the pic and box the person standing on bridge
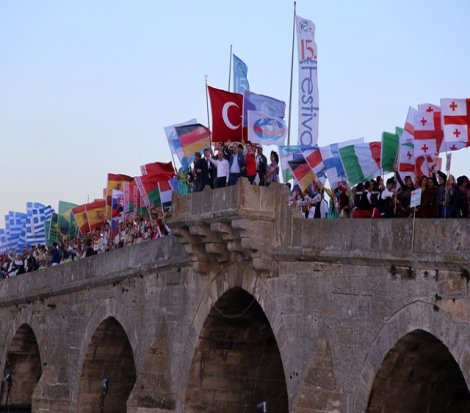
[228,143,245,186]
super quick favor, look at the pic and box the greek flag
[5,211,27,253]
[233,54,250,95]
[25,203,54,247]
[0,229,7,253]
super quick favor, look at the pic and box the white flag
[247,111,286,146]
[296,15,319,147]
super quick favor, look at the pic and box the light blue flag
[233,54,250,95]
[164,119,197,171]
[243,90,286,126]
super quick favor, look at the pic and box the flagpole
[287,1,297,146]
[228,44,233,92]
[205,74,212,148]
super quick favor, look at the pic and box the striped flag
[106,174,133,220]
[5,211,27,253]
[72,204,90,235]
[86,199,106,231]
[301,147,327,184]
[135,174,162,209]
[140,161,175,178]
[278,145,304,182]
[0,229,7,253]
[164,119,197,171]
[288,157,317,192]
[25,203,50,247]
[381,131,400,174]
[175,124,211,159]
[158,181,173,210]
[58,201,77,239]
[339,142,382,186]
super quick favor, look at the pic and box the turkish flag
[208,86,243,142]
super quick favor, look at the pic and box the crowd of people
[0,214,171,278]
[2,139,469,279]
[289,168,470,219]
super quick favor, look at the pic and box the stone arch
[355,300,470,412]
[76,316,136,413]
[72,297,138,412]
[0,322,42,411]
[181,263,290,413]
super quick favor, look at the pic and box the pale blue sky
[1,0,469,224]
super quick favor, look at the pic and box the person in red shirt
[245,144,257,184]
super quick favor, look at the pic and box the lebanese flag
[398,107,417,181]
[140,161,175,179]
[208,86,243,142]
[288,157,316,193]
[440,98,470,151]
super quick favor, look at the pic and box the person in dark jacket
[228,143,246,186]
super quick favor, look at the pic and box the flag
[164,119,197,171]
[58,201,77,239]
[134,174,162,209]
[243,90,286,126]
[381,131,400,173]
[301,147,327,184]
[440,98,470,151]
[72,204,90,235]
[397,107,417,181]
[158,181,173,210]
[208,86,243,142]
[106,174,133,219]
[175,123,211,159]
[247,111,287,146]
[296,15,319,147]
[140,161,175,179]
[5,211,27,253]
[278,145,304,182]
[25,202,50,247]
[233,54,250,95]
[339,142,382,186]
[111,190,125,218]
[46,212,61,246]
[288,157,317,193]
[169,176,181,193]
[0,229,7,253]
[86,199,106,232]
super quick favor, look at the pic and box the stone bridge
[0,180,470,413]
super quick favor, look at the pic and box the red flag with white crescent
[208,86,243,142]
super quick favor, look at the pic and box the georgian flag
[440,98,470,151]
[414,105,443,152]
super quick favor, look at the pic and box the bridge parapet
[170,178,289,274]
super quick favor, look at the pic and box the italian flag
[339,142,381,186]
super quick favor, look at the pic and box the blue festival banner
[233,54,250,95]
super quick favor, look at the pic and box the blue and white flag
[243,91,286,127]
[320,139,363,188]
[247,111,287,146]
[233,54,250,95]
[164,119,197,172]
[0,229,7,253]
[5,211,27,253]
[25,203,54,247]
[278,145,305,182]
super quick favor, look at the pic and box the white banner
[247,111,287,146]
[296,15,319,147]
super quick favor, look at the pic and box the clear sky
[1,0,469,225]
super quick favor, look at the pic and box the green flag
[381,130,400,174]
[47,213,62,246]
[58,201,77,239]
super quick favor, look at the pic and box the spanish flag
[86,199,106,232]
[106,174,133,219]
[288,158,316,193]
[174,124,211,159]
[71,204,90,235]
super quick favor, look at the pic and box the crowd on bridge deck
[3,140,470,279]
[288,168,470,219]
[0,215,171,278]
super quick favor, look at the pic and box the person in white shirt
[208,150,230,188]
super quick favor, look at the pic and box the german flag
[106,174,133,219]
[71,204,90,235]
[288,157,316,193]
[86,199,106,232]
[175,124,211,159]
